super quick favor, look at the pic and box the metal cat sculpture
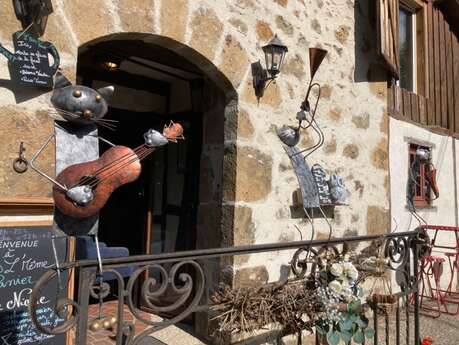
[0,31,59,87]
[53,122,184,218]
[48,72,117,130]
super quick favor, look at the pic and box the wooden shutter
[377,0,400,79]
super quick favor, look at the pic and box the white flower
[328,280,343,294]
[330,263,344,277]
[343,262,359,282]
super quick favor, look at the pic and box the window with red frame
[409,143,431,207]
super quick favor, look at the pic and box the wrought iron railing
[29,229,425,345]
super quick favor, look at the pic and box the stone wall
[0,0,390,285]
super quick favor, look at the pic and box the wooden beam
[427,1,435,105]
[439,10,448,128]
[78,66,171,96]
[433,6,442,125]
[445,21,455,130]
[453,33,459,134]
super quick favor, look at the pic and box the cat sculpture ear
[97,86,115,102]
[54,71,72,89]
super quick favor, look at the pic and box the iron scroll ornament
[29,260,205,345]
[125,261,205,345]
[28,269,80,335]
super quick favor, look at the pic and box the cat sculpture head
[49,72,115,127]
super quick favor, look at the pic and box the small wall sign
[0,31,59,88]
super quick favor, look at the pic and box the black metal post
[75,268,91,345]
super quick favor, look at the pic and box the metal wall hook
[13,141,28,173]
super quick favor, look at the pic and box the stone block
[189,8,223,61]
[275,15,294,36]
[352,113,370,129]
[0,2,21,41]
[372,138,388,170]
[282,54,305,80]
[343,144,360,159]
[119,0,154,32]
[63,0,114,44]
[0,107,54,198]
[229,18,248,34]
[222,142,237,202]
[161,0,188,42]
[234,266,269,287]
[241,76,282,107]
[380,113,389,134]
[274,0,289,7]
[324,136,337,154]
[234,206,255,264]
[311,19,321,34]
[42,13,77,56]
[335,25,351,44]
[235,146,273,202]
[367,206,389,235]
[218,35,249,89]
[256,20,274,42]
[328,107,342,121]
[237,108,254,139]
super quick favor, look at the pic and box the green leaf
[340,331,352,343]
[365,328,375,339]
[327,331,340,345]
[353,331,365,343]
[339,318,353,331]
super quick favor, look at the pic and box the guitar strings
[76,146,154,188]
[86,147,155,188]
[76,130,179,186]
[75,144,147,186]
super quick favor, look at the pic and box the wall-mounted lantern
[252,35,288,99]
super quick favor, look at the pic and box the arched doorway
[75,33,237,301]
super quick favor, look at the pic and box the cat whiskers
[93,120,117,131]
[47,107,118,131]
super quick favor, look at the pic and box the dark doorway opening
[75,34,236,340]
[76,39,205,257]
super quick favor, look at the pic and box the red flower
[422,336,433,345]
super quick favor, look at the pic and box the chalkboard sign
[0,226,68,345]
[0,31,60,88]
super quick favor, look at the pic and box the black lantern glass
[262,35,288,78]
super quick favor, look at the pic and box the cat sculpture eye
[48,72,117,130]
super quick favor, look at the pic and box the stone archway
[76,32,240,338]
[77,31,238,244]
